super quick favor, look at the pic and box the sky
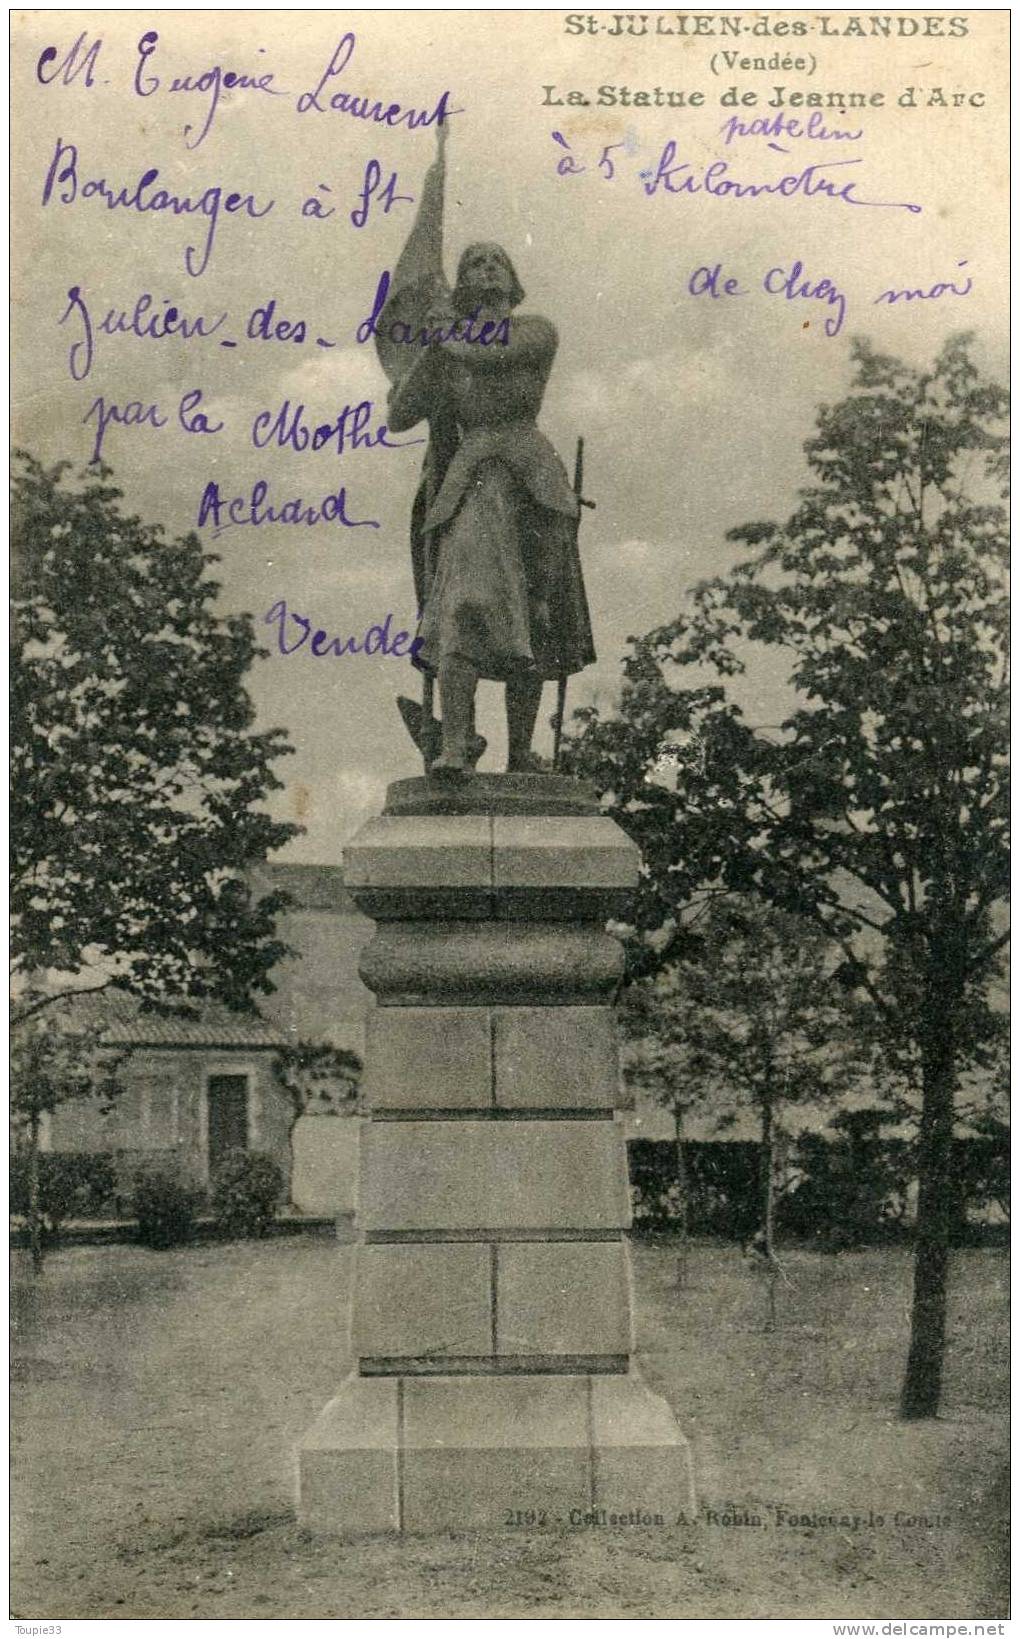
[11,8,1009,860]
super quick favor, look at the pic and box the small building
[40,864,376,1206]
[45,991,292,1194]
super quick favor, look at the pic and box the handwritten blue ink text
[197,478,380,537]
[134,30,287,150]
[265,598,422,660]
[41,138,275,277]
[59,284,228,380]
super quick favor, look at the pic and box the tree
[625,900,863,1322]
[619,978,708,1288]
[10,1009,123,1271]
[11,453,300,1024]
[563,335,1008,1414]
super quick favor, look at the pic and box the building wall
[259,903,374,1056]
[291,1115,360,1215]
[46,1047,293,1192]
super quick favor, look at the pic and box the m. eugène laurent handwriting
[30,17,973,538]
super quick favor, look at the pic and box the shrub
[132,1166,200,1249]
[210,1150,283,1239]
[777,1133,913,1250]
[10,1151,117,1243]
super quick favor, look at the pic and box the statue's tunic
[390,317,596,684]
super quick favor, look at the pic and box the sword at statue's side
[553,436,596,771]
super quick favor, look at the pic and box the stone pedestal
[297,774,694,1532]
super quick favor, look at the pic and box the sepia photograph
[10,5,1009,1624]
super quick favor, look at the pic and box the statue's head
[454,242,525,310]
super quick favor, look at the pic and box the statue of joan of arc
[372,125,595,779]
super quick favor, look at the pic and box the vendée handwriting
[41,138,275,277]
[197,478,379,537]
[265,599,422,660]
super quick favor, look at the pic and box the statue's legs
[433,663,543,776]
[433,655,478,774]
[506,673,544,771]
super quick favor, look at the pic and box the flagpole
[419,119,450,771]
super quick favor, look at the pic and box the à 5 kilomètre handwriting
[552,133,922,214]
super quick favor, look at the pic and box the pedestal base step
[297,1371,695,1533]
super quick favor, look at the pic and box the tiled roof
[68,990,285,1049]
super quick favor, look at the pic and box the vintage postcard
[11,6,1009,1624]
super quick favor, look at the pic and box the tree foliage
[624,899,864,1309]
[11,453,300,1021]
[626,900,863,1134]
[563,335,1008,1411]
[10,1008,123,1133]
[10,1007,124,1269]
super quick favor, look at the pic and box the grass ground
[10,1236,1008,1619]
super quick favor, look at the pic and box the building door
[206,1074,249,1178]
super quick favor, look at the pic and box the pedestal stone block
[496,1242,632,1358]
[345,815,491,888]
[401,1376,589,1531]
[297,1376,399,1533]
[364,1006,492,1109]
[591,1376,698,1518]
[355,1245,492,1360]
[297,775,694,1533]
[493,1006,624,1109]
[492,815,639,888]
[361,1120,630,1232]
[296,1373,696,1533]
[360,921,625,1007]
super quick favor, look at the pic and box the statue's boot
[398,696,486,769]
[432,657,479,780]
[505,673,545,772]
